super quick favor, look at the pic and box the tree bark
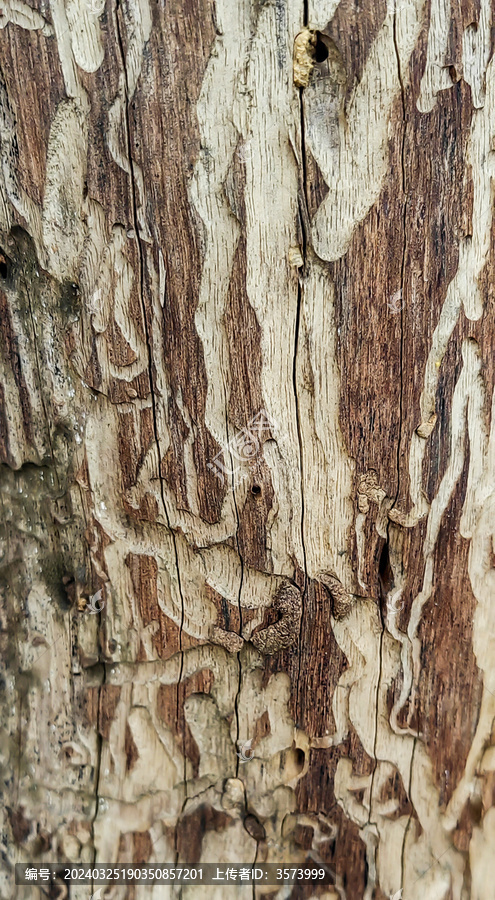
[1,0,494,897]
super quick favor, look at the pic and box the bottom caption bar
[16,864,334,886]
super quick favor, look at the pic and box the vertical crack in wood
[390,9,410,894]
[393,0,407,515]
[112,0,189,864]
[91,665,104,890]
[293,4,310,719]
[223,409,244,780]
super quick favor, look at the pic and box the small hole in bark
[284,746,306,778]
[244,814,266,842]
[378,541,394,595]
[314,35,329,63]
[293,747,305,771]
[469,795,483,825]
[251,484,261,495]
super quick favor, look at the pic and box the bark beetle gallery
[0,0,494,898]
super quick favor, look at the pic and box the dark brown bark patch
[157,669,214,778]
[98,684,121,741]
[176,805,234,864]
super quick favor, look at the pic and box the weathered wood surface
[0,0,494,897]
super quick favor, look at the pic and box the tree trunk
[1,0,494,897]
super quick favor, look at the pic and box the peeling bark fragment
[294,29,317,87]
[209,625,244,653]
[416,413,438,439]
[317,573,354,620]
[251,581,302,654]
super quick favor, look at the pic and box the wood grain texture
[0,0,494,897]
